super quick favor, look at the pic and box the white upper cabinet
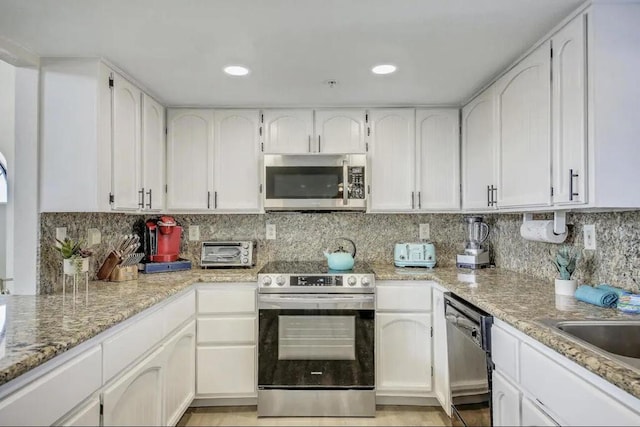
[141,94,166,212]
[166,109,214,211]
[462,85,498,210]
[262,109,314,154]
[368,109,416,212]
[416,109,460,211]
[213,110,261,212]
[496,41,552,208]
[551,15,587,206]
[314,109,366,153]
[111,73,142,211]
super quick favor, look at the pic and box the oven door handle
[258,294,374,309]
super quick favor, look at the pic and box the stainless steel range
[257,261,376,417]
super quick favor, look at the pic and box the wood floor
[178,405,453,426]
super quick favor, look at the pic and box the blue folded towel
[595,284,631,297]
[574,285,618,308]
[617,302,640,314]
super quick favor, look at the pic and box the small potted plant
[550,245,581,295]
[55,237,93,275]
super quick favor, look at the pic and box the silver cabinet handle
[318,135,321,152]
[487,185,491,207]
[342,160,348,206]
[214,191,218,209]
[569,169,579,201]
[308,135,311,152]
[138,188,144,208]
[418,192,421,209]
[146,189,152,209]
[411,192,415,209]
[207,191,211,209]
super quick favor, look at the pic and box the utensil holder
[109,265,138,282]
[97,251,121,280]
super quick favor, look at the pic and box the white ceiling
[0,0,584,107]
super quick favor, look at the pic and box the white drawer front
[376,282,432,312]
[197,317,256,344]
[164,290,196,335]
[198,288,256,314]
[0,346,102,427]
[520,343,640,426]
[491,324,519,382]
[102,308,164,381]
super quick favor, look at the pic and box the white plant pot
[63,258,89,275]
[555,278,577,296]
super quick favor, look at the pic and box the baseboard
[376,396,440,406]
[190,397,257,407]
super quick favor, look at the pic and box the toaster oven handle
[343,160,349,206]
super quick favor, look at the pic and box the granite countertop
[1,263,639,403]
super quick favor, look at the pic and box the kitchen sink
[537,319,640,371]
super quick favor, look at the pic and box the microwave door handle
[343,160,348,206]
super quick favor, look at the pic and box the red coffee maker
[146,216,182,262]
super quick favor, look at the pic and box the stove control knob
[242,257,248,264]
[242,250,249,256]
[347,276,357,286]
[276,275,286,286]
[262,276,272,286]
[361,277,371,287]
[242,242,249,249]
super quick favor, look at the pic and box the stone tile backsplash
[39,210,640,294]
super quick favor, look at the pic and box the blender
[456,216,491,269]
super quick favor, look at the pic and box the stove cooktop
[258,261,374,275]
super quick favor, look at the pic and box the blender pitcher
[464,216,490,253]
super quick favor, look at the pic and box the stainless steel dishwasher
[444,292,493,427]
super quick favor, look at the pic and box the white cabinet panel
[102,346,164,427]
[416,109,460,210]
[376,281,432,312]
[314,109,366,153]
[496,41,552,208]
[197,286,256,314]
[432,287,450,416]
[197,317,256,344]
[56,396,101,427]
[196,346,256,396]
[111,73,142,211]
[491,323,519,383]
[262,110,314,154]
[162,290,195,336]
[163,321,195,427]
[521,396,558,426]
[462,86,498,210]
[552,15,587,206]
[369,109,416,211]
[213,110,261,212]
[492,370,521,427]
[141,93,166,211]
[166,109,214,210]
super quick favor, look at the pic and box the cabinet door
[492,370,521,427]
[432,288,450,416]
[462,86,498,210]
[262,109,314,153]
[164,321,196,427]
[166,109,214,210]
[552,15,587,206]
[141,94,165,211]
[521,396,558,426]
[369,109,416,212]
[111,73,142,211]
[196,345,256,397]
[496,41,551,208]
[416,109,460,210]
[56,396,100,427]
[314,109,366,153]
[213,110,261,212]
[376,313,432,395]
[102,346,164,426]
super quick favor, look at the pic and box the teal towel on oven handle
[574,285,618,308]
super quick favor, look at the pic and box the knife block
[109,265,138,282]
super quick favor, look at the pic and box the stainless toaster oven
[200,241,256,268]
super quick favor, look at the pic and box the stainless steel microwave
[263,154,367,211]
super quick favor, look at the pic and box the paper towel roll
[520,220,567,243]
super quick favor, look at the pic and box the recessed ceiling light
[371,64,397,75]
[224,65,250,76]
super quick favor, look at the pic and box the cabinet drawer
[491,324,519,382]
[102,308,164,381]
[520,343,640,425]
[164,290,196,335]
[0,346,102,426]
[198,287,256,314]
[376,281,432,311]
[196,345,256,396]
[197,317,256,344]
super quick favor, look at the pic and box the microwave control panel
[348,167,365,199]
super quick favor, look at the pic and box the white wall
[0,60,15,286]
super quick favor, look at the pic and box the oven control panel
[258,273,374,293]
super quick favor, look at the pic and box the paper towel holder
[522,211,567,235]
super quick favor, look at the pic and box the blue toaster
[394,242,437,268]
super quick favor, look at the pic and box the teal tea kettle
[324,238,357,271]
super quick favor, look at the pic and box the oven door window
[265,166,343,199]
[259,309,374,388]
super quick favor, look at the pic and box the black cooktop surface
[259,261,373,275]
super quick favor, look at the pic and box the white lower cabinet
[196,346,256,396]
[102,346,165,426]
[521,396,558,427]
[375,281,433,398]
[164,321,196,426]
[431,286,450,416]
[492,370,521,426]
[56,396,101,427]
